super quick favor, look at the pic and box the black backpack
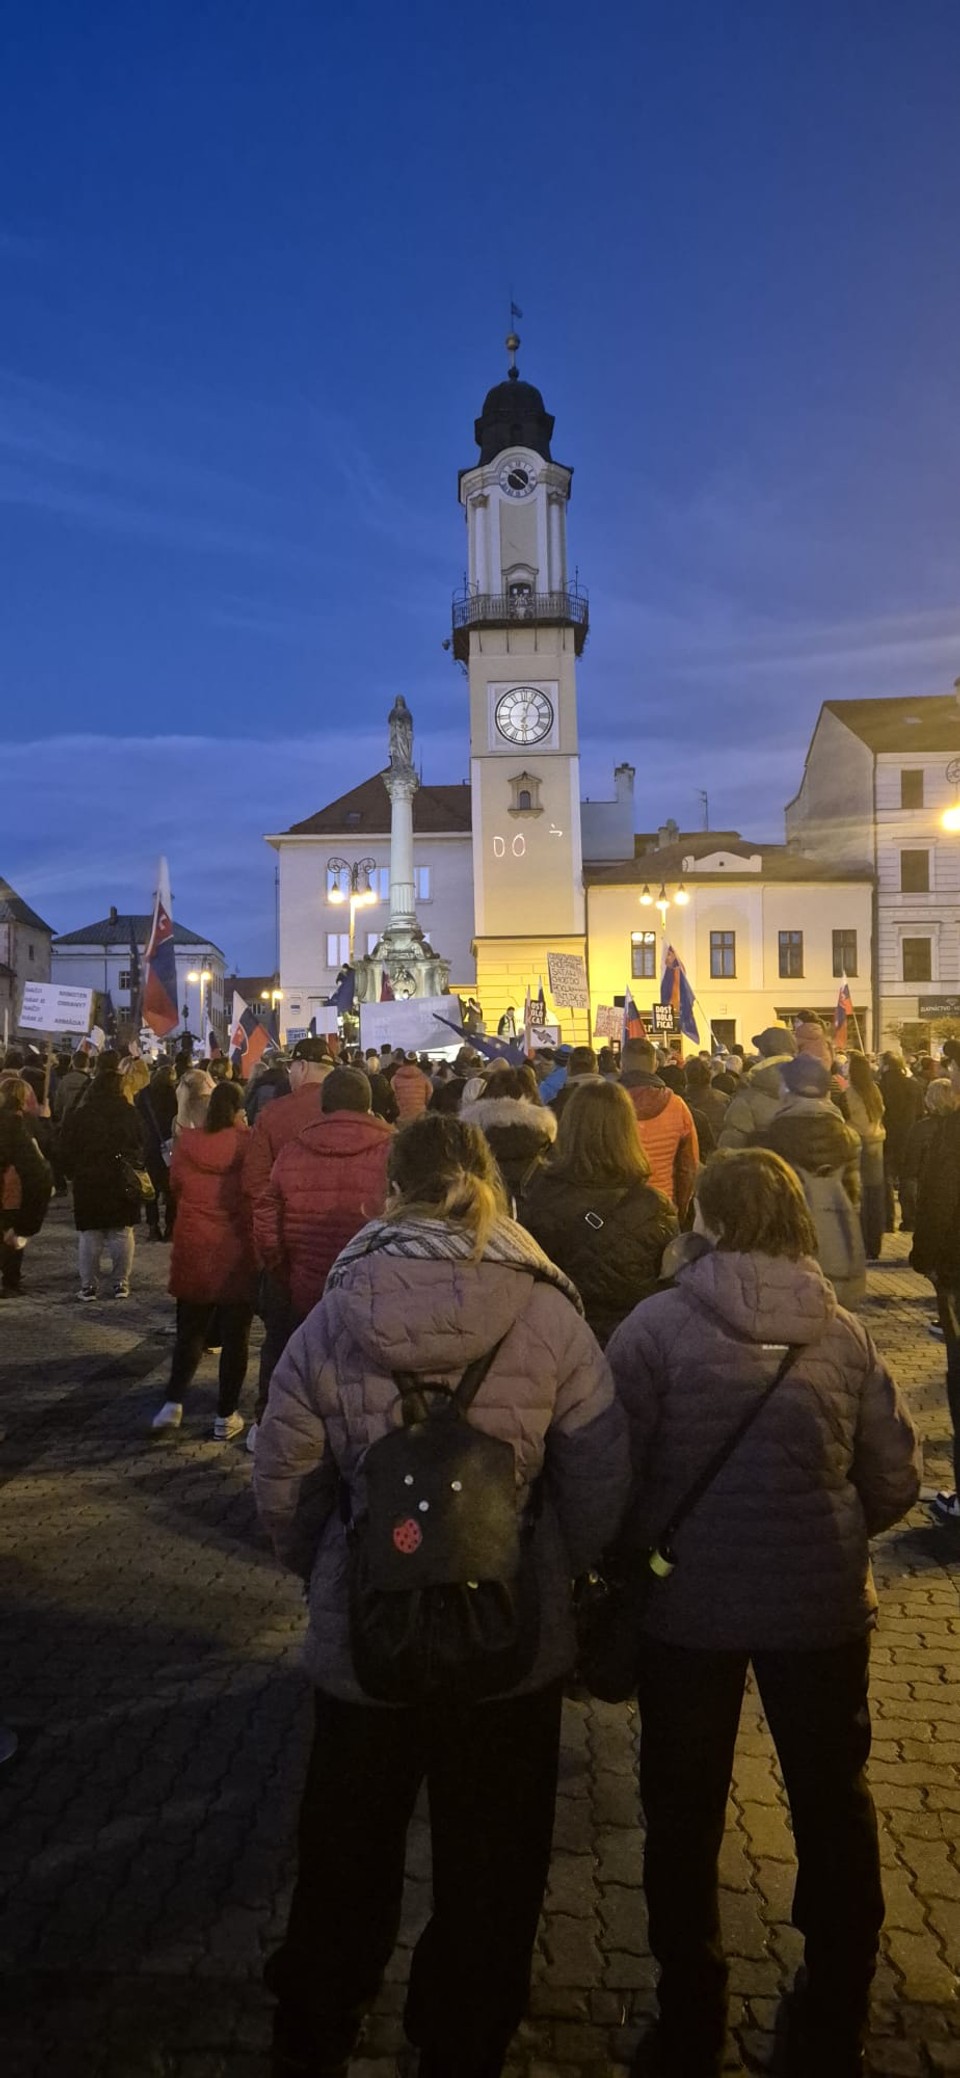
[341,1339,541,1705]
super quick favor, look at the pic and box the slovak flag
[835,981,854,1050]
[622,986,646,1045]
[536,977,547,1026]
[661,945,700,1044]
[142,857,179,1037]
[230,991,277,1076]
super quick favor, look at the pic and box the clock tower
[453,333,590,1038]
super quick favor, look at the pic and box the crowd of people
[1,1008,955,2076]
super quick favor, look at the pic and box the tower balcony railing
[451,583,589,661]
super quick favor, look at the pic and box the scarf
[325,1212,584,1314]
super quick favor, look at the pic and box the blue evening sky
[3,0,960,969]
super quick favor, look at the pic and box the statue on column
[388,694,415,777]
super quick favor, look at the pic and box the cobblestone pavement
[1,1205,959,2077]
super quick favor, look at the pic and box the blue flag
[660,945,699,1044]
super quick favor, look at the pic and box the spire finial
[506,297,523,380]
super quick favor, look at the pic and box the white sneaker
[245,1421,259,1456]
[213,1411,244,1442]
[151,1400,183,1433]
[113,1280,130,1299]
[77,1285,97,1302]
[931,1490,960,1524]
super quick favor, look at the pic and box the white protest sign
[593,1005,622,1040]
[546,951,590,1008]
[359,998,462,1056]
[19,983,94,1036]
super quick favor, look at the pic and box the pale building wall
[586,877,874,1052]
[50,943,228,1034]
[274,831,476,1039]
[467,624,584,941]
[581,764,636,863]
[874,751,960,1039]
[474,934,591,1050]
[785,708,875,866]
[3,915,53,1036]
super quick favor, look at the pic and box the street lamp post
[327,856,379,962]
[187,967,213,1050]
[260,986,284,1045]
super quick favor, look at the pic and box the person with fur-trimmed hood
[461,1064,557,1205]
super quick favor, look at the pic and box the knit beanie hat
[780,1054,830,1099]
[752,1025,798,1059]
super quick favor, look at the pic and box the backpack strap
[391,1333,510,1428]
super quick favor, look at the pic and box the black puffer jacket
[519,1170,678,1346]
[753,1096,861,1202]
[911,1111,960,1282]
[460,1094,557,1203]
[0,1111,53,1236]
[60,1075,146,1230]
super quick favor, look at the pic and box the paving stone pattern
[0,1207,958,2076]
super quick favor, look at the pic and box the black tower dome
[474,334,554,466]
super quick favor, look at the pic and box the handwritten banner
[547,951,590,1009]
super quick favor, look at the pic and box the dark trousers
[254,1273,303,1422]
[267,1681,563,2076]
[168,1299,254,1416]
[635,1636,883,2064]
[1,1241,22,1291]
[935,1281,960,1491]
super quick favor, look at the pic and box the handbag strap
[652,1342,803,1567]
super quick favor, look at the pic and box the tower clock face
[498,456,538,498]
[495,685,554,746]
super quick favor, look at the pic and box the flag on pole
[523,983,533,1052]
[536,976,547,1026]
[380,970,395,1003]
[142,857,179,1037]
[230,991,277,1075]
[328,966,356,1016]
[834,981,854,1050]
[660,945,700,1044]
[510,300,523,319]
[622,986,646,1045]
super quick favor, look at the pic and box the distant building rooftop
[0,877,55,936]
[823,696,960,755]
[53,910,225,958]
[586,832,873,888]
[274,775,472,839]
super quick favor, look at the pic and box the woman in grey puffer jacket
[255,1113,629,2078]
[606,1148,921,2078]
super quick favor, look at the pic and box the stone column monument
[352,697,450,1004]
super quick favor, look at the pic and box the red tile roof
[283,775,472,837]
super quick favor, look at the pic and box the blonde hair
[385,1113,508,1258]
[176,1068,214,1132]
[0,1074,29,1114]
[119,1057,150,1102]
[925,1077,957,1116]
[552,1078,652,1189]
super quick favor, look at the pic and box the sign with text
[546,951,589,1008]
[652,1002,677,1034]
[359,998,462,1057]
[593,1005,622,1040]
[19,982,94,1036]
[919,997,960,1021]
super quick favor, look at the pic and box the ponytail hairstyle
[385,1112,508,1258]
[205,1081,246,1133]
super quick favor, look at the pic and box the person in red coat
[151,1082,257,1441]
[250,1067,392,1444]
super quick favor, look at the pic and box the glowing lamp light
[639,884,653,907]
[328,882,346,904]
[942,805,960,832]
[674,883,690,905]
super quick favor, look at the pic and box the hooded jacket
[254,1219,630,1701]
[253,1109,393,1315]
[718,1057,794,1150]
[519,1168,678,1346]
[460,1093,558,1201]
[911,1110,960,1283]
[59,1076,145,1231]
[607,1249,921,1652]
[168,1125,257,1304]
[620,1074,699,1215]
[752,1093,866,1305]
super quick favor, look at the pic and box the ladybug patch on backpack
[393,1517,423,1555]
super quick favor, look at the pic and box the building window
[508,768,543,817]
[326,933,350,968]
[832,929,858,978]
[631,931,657,980]
[902,937,932,983]
[712,1018,737,1051]
[710,930,736,978]
[118,969,131,991]
[778,930,804,979]
[901,769,924,809]
[27,943,35,962]
[345,811,361,828]
[900,849,930,893]
[415,865,431,902]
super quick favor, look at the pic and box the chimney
[614,763,635,803]
[657,817,679,848]
[109,905,118,924]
